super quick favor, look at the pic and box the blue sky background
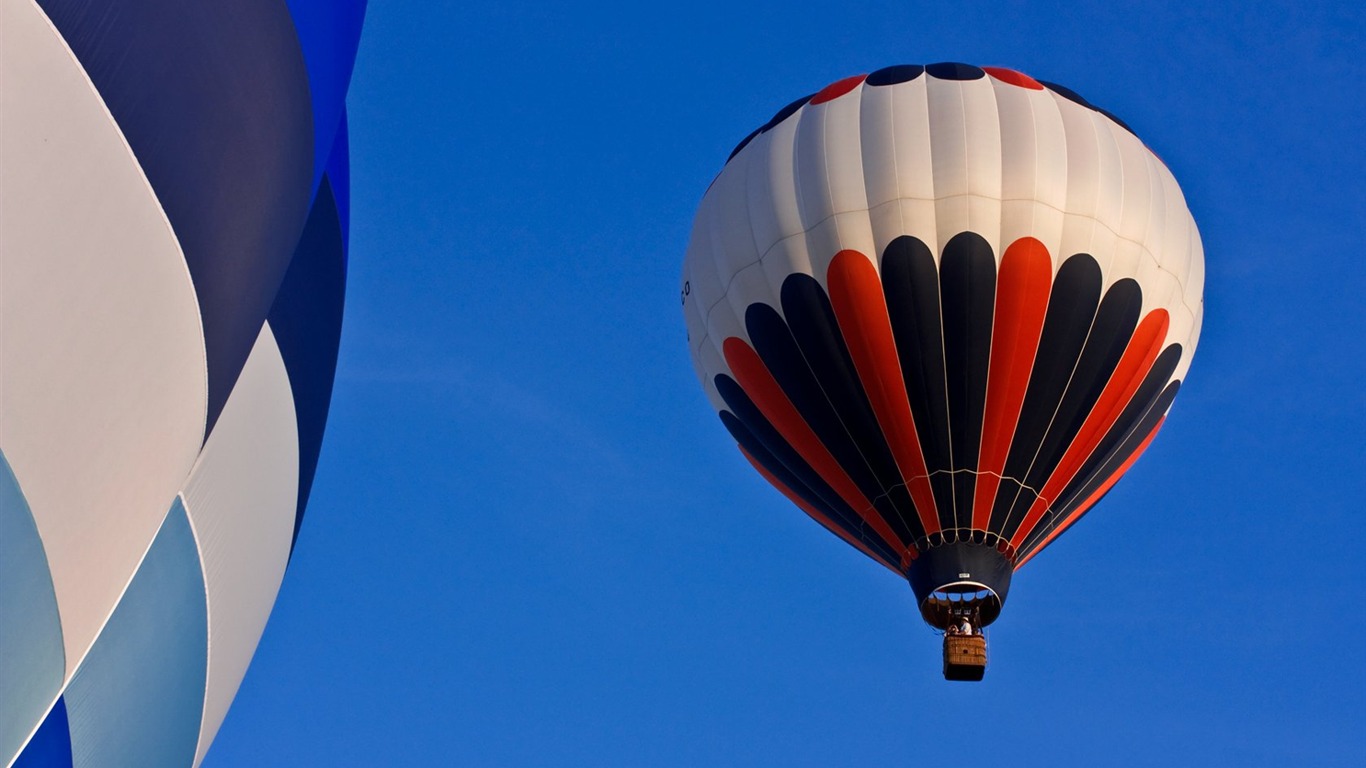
[206,2,1364,765]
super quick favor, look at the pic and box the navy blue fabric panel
[13,698,72,768]
[1039,79,1136,136]
[743,304,907,540]
[284,0,366,194]
[1004,277,1143,536]
[866,64,925,86]
[714,377,871,549]
[779,275,924,544]
[989,254,1102,533]
[728,127,763,162]
[907,542,1013,609]
[882,236,955,532]
[720,412,902,568]
[925,62,985,81]
[269,178,347,550]
[1039,80,1093,109]
[38,0,317,437]
[1017,380,1181,559]
[1048,346,1183,524]
[938,233,997,529]
[761,95,813,132]
[727,95,813,165]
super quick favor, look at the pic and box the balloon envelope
[682,63,1203,628]
[1,1,363,764]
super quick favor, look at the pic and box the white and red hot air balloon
[681,63,1203,679]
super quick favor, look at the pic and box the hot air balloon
[681,63,1203,680]
[1,1,364,763]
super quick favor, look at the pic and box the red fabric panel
[826,249,941,536]
[810,74,867,105]
[983,66,1045,90]
[740,446,905,573]
[1015,418,1165,567]
[972,237,1053,530]
[723,337,908,556]
[1010,309,1171,549]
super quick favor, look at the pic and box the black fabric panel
[867,64,926,86]
[714,376,893,557]
[882,236,956,532]
[762,94,814,132]
[1039,80,1094,109]
[38,0,315,438]
[988,254,1102,533]
[907,542,1014,618]
[779,275,925,544]
[1048,344,1184,523]
[727,94,815,165]
[728,127,763,161]
[926,62,986,81]
[268,178,346,550]
[938,233,997,530]
[1016,379,1182,559]
[719,411,903,568]
[1001,277,1143,539]
[1039,79,1136,136]
[744,304,908,545]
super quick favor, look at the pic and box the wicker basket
[943,634,987,681]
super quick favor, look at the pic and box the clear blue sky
[206,2,1365,765]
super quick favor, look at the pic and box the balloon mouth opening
[907,542,1014,629]
[919,582,1003,630]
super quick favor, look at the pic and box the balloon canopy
[1,1,364,764]
[682,63,1203,633]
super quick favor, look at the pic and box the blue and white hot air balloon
[1,1,365,764]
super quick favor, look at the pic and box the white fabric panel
[886,77,935,204]
[924,78,971,251]
[1054,93,1102,226]
[756,221,817,296]
[715,260,769,347]
[1183,224,1206,319]
[709,151,761,283]
[802,211,873,286]
[803,88,870,225]
[747,112,804,260]
[1159,161,1197,299]
[869,198,940,272]
[1140,152,1170,289]
[704,178,761,355]
[682,205,725,365]
[0,0,207,675]
[857,82,902,212]
[961,77,1005,213]
[924,77,971,205]
[181,325,299,768]
[1109,238,1147,288]
[1087,111,1127,275]
[1112,124,1156,253]
[1011,89,1070,269]
[808,93,877,280]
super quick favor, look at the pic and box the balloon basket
[943,633,987,681]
